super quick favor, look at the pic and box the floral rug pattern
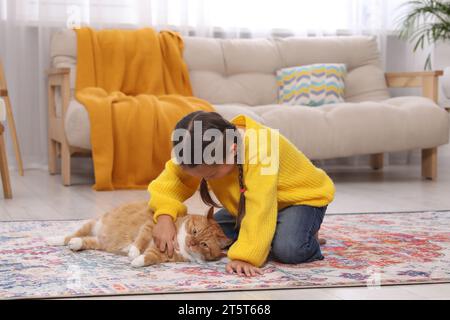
[1,211,450,299]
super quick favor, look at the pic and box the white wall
[434,42,450,108]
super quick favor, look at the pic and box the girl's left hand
[226,260,263,277]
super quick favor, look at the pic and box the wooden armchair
[369,71,444,180]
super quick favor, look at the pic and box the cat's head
[184,207,233,262]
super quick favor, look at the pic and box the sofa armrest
[385,71,443,103]
[47,68,71,118]
[47,67,71,150]
[47,68,71,76]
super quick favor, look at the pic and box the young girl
[148,111,335,277]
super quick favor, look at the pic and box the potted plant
[397,0,450,70]
[396,0,450,102]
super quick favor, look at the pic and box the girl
[149,111,335,277]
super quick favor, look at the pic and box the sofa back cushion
[184,36,390,105]
[51,30,390,105]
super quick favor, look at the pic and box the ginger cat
[47,201,232,267]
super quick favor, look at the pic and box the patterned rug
[1,211,450,299]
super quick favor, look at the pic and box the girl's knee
[271,239,323,264]
[213,209,238,242]
[214,209,233,223]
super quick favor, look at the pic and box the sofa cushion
[64,97,449,160]
[64,99,92,150]
[63,101,265,150]
[276,64,346,106]
[251,97,449,159]
[184,36,390,105]
[213,104,266,124]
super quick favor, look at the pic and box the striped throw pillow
[276,64,347,106]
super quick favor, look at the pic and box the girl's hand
[226,260,263,277]
[153,215,179,257]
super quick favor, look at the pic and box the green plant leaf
[396,0,450,70]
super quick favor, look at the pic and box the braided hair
[174,111,246,229]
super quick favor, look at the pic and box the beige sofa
[48,29,449,185]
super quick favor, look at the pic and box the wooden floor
[2,141,450,299]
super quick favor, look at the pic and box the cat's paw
[68,238,83,251]
[128,245,140,260]
[45,236,66,246]
[131,255,146,268]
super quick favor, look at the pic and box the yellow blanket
[75,27,214,190]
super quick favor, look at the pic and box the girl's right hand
[153,215,179,257]
[226,260,263,277]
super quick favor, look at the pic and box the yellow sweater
[148,115,335,267]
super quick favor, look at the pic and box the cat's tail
[45,236,66,246]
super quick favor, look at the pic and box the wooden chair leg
[370,153,384,170]
[1,61,24,177]
[61,141,71,186]
[3,95,24,176]
[422,147,437,180]
[0,125,12,199]
[48,138,58,175]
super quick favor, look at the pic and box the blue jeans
[214,205,327,264]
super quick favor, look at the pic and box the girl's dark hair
[173,111,246,229]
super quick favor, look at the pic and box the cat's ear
[206,207,215,220]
